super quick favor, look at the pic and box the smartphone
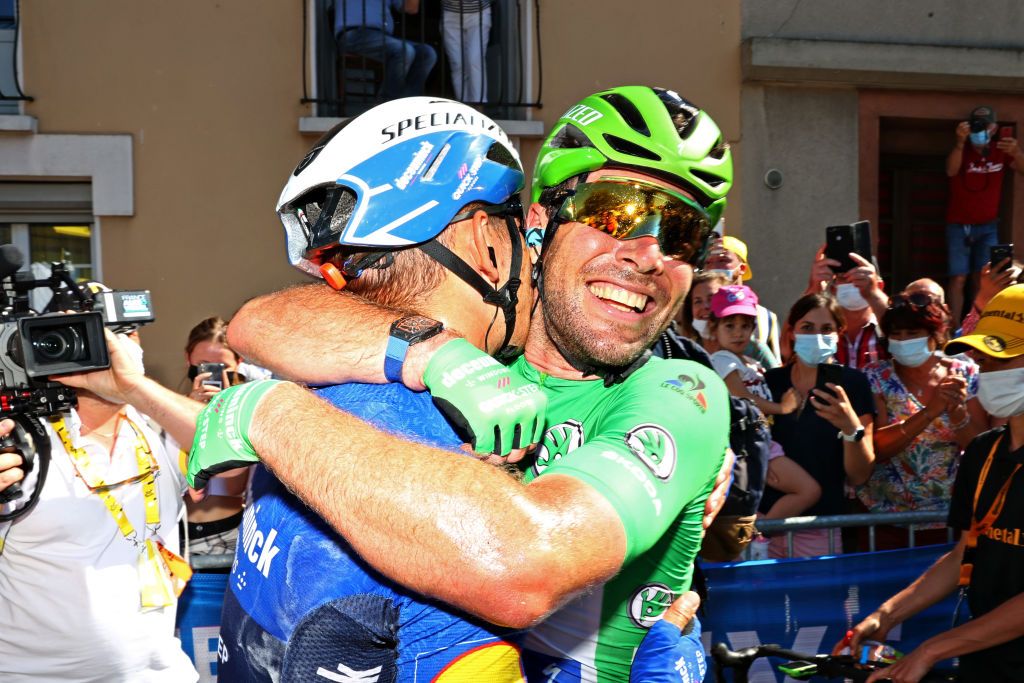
[990,243,1014,272]
[1000,125,1015,140]
[814,363,844,398]
[825,221,872,273]
[197,362,227,389]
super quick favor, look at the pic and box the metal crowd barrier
[190,553,234,571]
[754,510,952,559]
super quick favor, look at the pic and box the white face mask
[888,336,933,368]
[706,268,736,282]
[835,283,869,311]
[692,319,711,339]
[793,333,839,366]
[977,367,1024,418]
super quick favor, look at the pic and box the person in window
[857,292,988,550]
[335,0,437,100]
[441,0,493,104]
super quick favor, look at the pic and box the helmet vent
[486,141,518,169]
[708,139,727,160]
[652,87,701,141]
[548,123,592,150]
[690,169,728,189]
[602,134,662,162]
[600,93,650,136]
[300,186,357,236]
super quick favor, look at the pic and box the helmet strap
[417,212,523,360]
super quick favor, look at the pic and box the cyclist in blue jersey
[191,87,734,682]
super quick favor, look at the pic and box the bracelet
[950,411,971,430]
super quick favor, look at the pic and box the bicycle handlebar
[711,642,956,682]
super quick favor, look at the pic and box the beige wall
[14,0,742,387]
[21,1,310,387]
[522,0,744,227]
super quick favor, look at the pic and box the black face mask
[187,365,240,385]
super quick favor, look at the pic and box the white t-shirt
[710,349,773,402]
[0,407,197,683]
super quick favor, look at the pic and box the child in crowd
[708,285,821,536]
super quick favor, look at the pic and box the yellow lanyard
[51,414,160,545]
[960,433,1022,587]
[51,414,192,606]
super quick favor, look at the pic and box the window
[1,223,95,282]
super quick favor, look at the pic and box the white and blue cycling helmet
[277,97,526,354]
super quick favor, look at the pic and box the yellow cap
[719,235,752,281]
[945,284,1024,358]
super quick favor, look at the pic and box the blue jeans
[337,27,437,100]
[946,221,998,276]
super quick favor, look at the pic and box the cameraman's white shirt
[0,407,198,682]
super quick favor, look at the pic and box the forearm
[866,288,889,323]
[917,592,1024,662]
[248,382,623,627]
[842,419,874,485]
[946,146,964,176]
[878,543,963,627]
[228,284,455,390]
[124,377,202,447]
[874,409,937,462]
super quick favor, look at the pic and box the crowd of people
[0,90,1021,683]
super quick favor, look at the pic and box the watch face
[394,316,442,338]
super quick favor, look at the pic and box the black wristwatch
[839,425,866,443]
[384,315,444,383]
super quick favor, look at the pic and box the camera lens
[32,327,86,363]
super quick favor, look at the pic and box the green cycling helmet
[531,86,732,227]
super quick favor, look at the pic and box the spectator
[960,256,1021,335]
[857,293,988,549]
[0,330,199,681]
[945,105,1024,325]
[685,271,778,369]
[805,246,889,369]
[761,292,876,558]
[335,0,437,100]
[441,0,492,103]
[704,235,782,360]
[174,317,250,559]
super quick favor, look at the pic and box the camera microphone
[0,244,24,279]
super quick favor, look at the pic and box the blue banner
[700,545,960,682]
[175,571,229,683]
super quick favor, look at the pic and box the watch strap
[384,316,443,383]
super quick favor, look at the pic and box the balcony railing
[0,0,30,115]
[304,0,541,121]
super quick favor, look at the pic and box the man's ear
[462,209,501,285]
[525,202,548,266]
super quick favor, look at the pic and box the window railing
[305,0,541,120]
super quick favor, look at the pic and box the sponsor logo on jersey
[562,103,604,126]
[661,373,708,413]
[316,662,382,682]
[239,503,281,579]
[599,449,663,515]
[628,582,675,629]
[533,419,585,475]
[625,424,677,480]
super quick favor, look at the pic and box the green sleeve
[540,360,730,562]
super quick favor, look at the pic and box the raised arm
[228,284,453,390]
[946,122,969,177]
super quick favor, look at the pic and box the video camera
[0,244,154,510]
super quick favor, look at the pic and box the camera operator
[0,324,204,682]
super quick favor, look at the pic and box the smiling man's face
[535,168,697,369]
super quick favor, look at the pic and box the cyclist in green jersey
[190,86,733,681]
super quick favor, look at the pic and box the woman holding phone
[761,293,876,557]
[856,293,988,549]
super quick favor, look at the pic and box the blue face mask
[970,129,990,146]
[794,333,838,366]
[888,336,933,368]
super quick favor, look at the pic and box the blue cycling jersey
[216,382,526,682]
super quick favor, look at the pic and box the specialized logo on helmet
[562,103,604,126]
[533,419,585,475]
[628,583,675,629]
[661,374,708,413]
[984,335,1007,352]
[625,424,677,480]
[381,109,508,144]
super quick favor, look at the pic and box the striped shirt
[441,0,494,11]
[836,320,888,370]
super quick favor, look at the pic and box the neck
[523,316,592,380]
[842,308,871,338]
[1009,414,1024,451]
[895,354,938,381]
[791,358,818,386]
[422,280,501,355]
[75,392,124,435]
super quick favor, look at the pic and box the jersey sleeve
[709,351,741,381]
[538,360,730,563]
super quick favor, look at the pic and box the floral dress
[858,356,979,521]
